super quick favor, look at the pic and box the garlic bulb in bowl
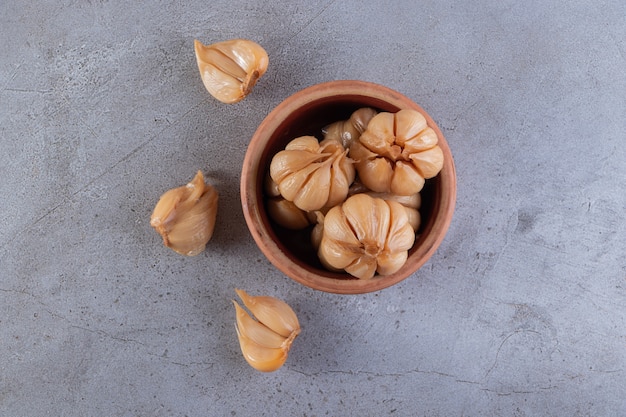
[269,136,354,212]
[350,109,444,196]
[317,194,415,279]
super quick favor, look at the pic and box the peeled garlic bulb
[269,136,354,211]
[234,289,300,372]
[322,107,378,148]
[194,39,269,104]
[317,194,415,279]
[150,171,218,256]
[350,109,444,195]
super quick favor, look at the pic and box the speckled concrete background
[1,1,625,416]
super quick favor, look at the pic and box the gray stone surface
[1,1,625,416]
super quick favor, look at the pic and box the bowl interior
[242,81,455,293]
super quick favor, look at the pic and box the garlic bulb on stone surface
[349,109,444,196]
[150,171,218,256]
[194,39,269,104]
[269,136,354,212]
[317,193,415,279]
[233,289,300,372]
[322,107,378,149]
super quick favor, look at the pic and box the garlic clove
[266,197,311,230]
[385,201,416,252]
[403,128,438,153]
[358,112,396,156]
[233,300,288,349]
[358,190,421,232]
[293,163,332,211]
[342,194,390,250]
[390,160,426,195]
[394,108,428,146]
[233,291,300,372]
[321,205,361,247]
[404,207,421,231]
[194,39,268,104]
[310,211,326,250]
[269,147,328,184]
[318,232,361,270]
[150,171,218,256]
[344,255,378,280]
[285,135,321,152]
[409,145,444,179]
[235,324,288,372]
[326,149,355,208]
[361,191,422,210]
[235,289,300,338]
[350,140,393,193]
[350,107,379,136]
[276,162,331,212]
[321,123,349,147]
[322,107,378,149]
[376,251,409,276]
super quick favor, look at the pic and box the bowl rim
[241,80,456,294]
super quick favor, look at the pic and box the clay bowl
[240,80,456,294]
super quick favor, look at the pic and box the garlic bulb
[150,171,218,256]
[234,289,300,372]
[349,109,444,195]
[269,136,355,212]
[194,39,269,104]
[317,193,415,279]
[322,107,378,149]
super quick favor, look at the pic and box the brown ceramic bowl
[240,80,456,294]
